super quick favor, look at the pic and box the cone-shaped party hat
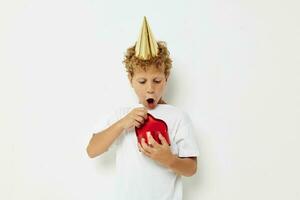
[135,16,159,60]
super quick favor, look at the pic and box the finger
[137,142,142,152]
[142,109,148,117]
[135,121,144,127]
[139,144,151,157]
[134,121,141,128]
[136,107,147,111]
[141,138,153,154]
[137,107,148,112]
[135,107,148,114]
[134,115,145,124]
[136,111,148,120]
[158,133,169,146]
[147,132,159,148]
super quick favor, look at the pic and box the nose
[146,82,154,94]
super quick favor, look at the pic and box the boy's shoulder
[158,104,184,115]
[160,104,192,122]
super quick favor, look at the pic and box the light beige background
[1,0,299,199]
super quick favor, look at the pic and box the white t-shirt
[90,103,200,200]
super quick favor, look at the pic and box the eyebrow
[137,77,162,80]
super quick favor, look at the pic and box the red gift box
[135,113,171,146]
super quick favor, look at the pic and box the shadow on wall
[164,66,177,105]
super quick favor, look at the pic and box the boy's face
[129,65,168,109]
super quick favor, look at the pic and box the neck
[158,99,167,104]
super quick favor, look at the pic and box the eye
[138,80,146,84]
[154,80,161,84]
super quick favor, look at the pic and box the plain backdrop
[1,0,299,199]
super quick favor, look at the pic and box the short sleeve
[174,112,200,158]
[90,107,129,149]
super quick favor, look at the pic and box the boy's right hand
[119,107,148,130]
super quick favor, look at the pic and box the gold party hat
[135,16,159,60]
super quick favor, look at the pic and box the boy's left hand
[138,131,175,168]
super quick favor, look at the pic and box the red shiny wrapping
[135,113,171,146]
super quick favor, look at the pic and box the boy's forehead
[133,66,165,78]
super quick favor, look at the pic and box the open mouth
[146,98,155,104]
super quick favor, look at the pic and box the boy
[86,17,200,200]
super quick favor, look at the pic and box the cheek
[156,84,166,94]
[134,86,145,95]
[159,82,167,89]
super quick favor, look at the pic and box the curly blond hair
[123,41,172,79]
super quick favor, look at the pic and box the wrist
[116,118,126,132]
[118,118,125,129]
[166,153,177,169]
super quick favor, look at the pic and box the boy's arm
[139,133,198,177]
[87,107,148,158]
[86,119,125,158]
[167,156,197,177]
